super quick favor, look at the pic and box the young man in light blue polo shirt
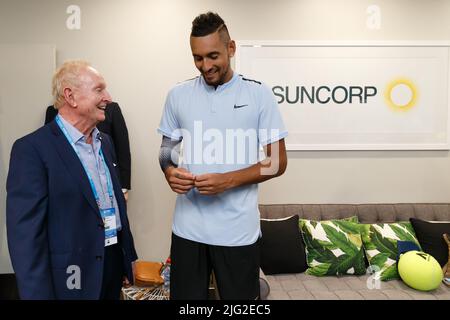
[158,12,288,300]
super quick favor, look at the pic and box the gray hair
[52,60,91,109]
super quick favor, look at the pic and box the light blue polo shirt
[158,72,287,246]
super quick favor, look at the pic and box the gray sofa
[258,203,450,300]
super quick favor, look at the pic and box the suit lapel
[49,121,102,220]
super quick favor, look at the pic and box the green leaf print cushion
[299,217,367,276]
[360,222,421,281]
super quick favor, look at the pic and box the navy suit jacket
[6,120,138,299]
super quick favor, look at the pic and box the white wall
[1,0,450,265]
[0,44,55,273]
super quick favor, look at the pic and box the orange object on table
[133,261,164,287]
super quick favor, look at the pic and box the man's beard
[204,65,229,86]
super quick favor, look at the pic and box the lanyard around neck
[55,115,114,208]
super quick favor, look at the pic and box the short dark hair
[191,12,230,42]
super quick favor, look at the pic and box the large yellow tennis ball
[398,251,443,291]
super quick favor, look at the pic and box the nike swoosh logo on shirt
[234,104,248,109]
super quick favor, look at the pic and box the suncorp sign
[236,42,449,150]
[273,85,378,104]
[273,78,418,112]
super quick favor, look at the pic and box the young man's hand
[164,167,196,194]
[194,173,233,195]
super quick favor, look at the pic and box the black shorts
[170,232,260,300]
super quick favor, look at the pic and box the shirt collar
[201,71,239,92]
[58,115,100,144]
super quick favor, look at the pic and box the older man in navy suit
[6,60,137,299]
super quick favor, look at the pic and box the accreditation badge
[101,208,118,246]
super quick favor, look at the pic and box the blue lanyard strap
[55,115,114,208]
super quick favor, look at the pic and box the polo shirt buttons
[96,256,102,261]
[210,93,217,113]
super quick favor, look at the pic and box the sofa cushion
[361,222,421,281]
[300,217,367,276]
[260,215,307,275]
[410,218,450,267]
